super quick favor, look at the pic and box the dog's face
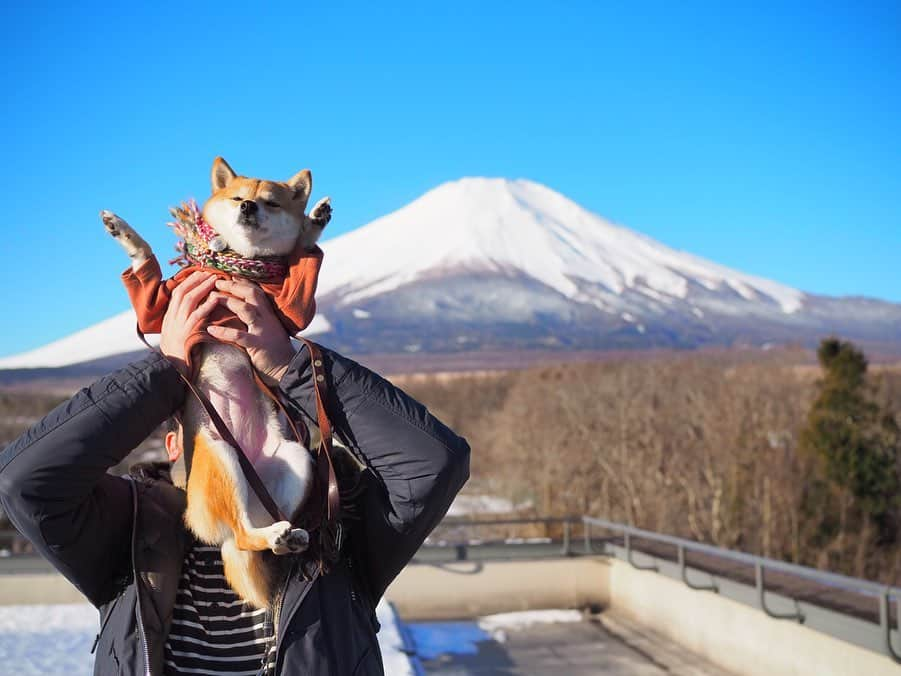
[202,157,313,258]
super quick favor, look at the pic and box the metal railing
[421,515,901,663]
[424,516,576,560]
[4,514,901,663]
[582,516,901,663]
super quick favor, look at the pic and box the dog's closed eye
[265,201,280,209]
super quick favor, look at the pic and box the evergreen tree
[801,338,900,544]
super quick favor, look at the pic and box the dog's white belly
[197,344,269,463]
[192,342,314,522]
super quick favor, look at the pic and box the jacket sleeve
[121,255,172,334]
[269,244,323,335]
[279,343,470,602]
[0,352,186,607]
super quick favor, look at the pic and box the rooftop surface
[410,613,729,676]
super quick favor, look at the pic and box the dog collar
[168,199,288,281]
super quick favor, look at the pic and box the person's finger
[176,275,219,322]
[218,295,264,332]
[206,324,254,347]
[185,293,221,332]
[169,273,216,322]
[215,277,267,306]
[170,271,214,307]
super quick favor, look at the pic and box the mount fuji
[314,178,899,354]
[1,178,899,372]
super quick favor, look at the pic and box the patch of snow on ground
[407,609,584,660]
[0,604,97,674]
[446,494,515,517]
[0,602,416,675]
[375,599,417,676]
[477,609,583,643]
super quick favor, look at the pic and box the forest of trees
[1,341,899,584]
[403,342,901,584]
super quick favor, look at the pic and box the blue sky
[1,1,899,357]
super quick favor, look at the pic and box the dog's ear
[287,169,313,204]
[211,157,238,192]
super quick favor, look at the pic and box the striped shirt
[164,542,276,675]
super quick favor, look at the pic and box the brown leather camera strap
[189,370,291,524]
[137,329,290,524]
[296,338,340,531]
[137,328,340,536]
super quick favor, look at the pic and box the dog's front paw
[101,210,126,237]
[100,210,152,263]
[271,525,310,555]
[309,197,332,227]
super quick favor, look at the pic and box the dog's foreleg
[299,196,331,249]
[309,196,332,227]
[100,210,153,270]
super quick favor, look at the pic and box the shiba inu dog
[101,157,331,608]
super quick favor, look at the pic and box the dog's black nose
[240,200,258,215]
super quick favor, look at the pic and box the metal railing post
[583,520,592,554]
[880,590,901,663]
[578,516,901,653]
[455,544,467,561]
[756,561,804,622]
[562,520,571,556]
[678,544,717,592]
[625,529,658,571]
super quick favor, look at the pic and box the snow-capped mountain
[1,177,899,371]
[317,178,804,314]
[0,310,330,371]
[313,178,899,354]
[0,311,157,370]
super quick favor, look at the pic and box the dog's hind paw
[272,525,310,555]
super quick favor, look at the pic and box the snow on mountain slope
[0,307,332,370]
[317,178,804,314]
[0,310,155,369]
[3,177,897,370]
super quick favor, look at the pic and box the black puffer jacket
[0,344,470,675]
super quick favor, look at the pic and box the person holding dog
[0,270,471,675]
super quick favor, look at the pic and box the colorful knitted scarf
[168,199,288,282]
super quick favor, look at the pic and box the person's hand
[206,277,295,385]
[159,271,220,377]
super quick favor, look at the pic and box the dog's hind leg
[185,428,309,554]
[100,210,153,269]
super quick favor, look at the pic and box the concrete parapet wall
[386,557,611,620]
[4,553,897,675]
[0,573,85,605]
[3,558,613,614]
[607,557,898,676]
